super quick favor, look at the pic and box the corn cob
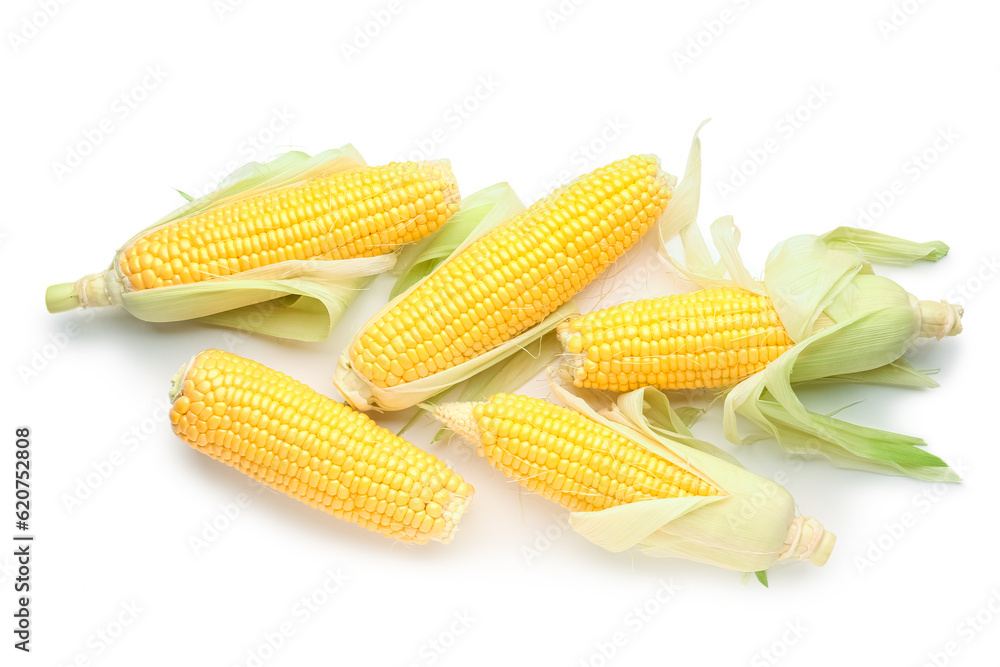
[47,159,459,310]
[558,287,794,391]
[121,161,458,290]
[336,154,677,407]
[434,392,834,571]
[558,285,961,393]
[169,349,473,544]
[437,393,720,511]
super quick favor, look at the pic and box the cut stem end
[45,272,114,313]
[918,300,964,339]
[780,516,836,567]
[45,282,80,313]
[809,530,837,566]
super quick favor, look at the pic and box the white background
[3,0,999,665]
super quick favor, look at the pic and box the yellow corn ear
[169,349,473,544]
[345,155,676,390]
[435,389,837,572]
[122,161,459,290]
[434,393,720,512]
[558,287,793,391]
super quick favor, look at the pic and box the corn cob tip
[554,321,573,347]
[554,324,585,380]
[433,488,475,545]
[918,300,963,339]
[779,516,836,566]
[431,402,484,451]
[168,356,195,404]
[639,153,662,166]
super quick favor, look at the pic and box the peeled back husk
[43,146,463,342]
[437,378,835,575]
[649,154,962,480]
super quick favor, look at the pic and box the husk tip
[925,240,950,261]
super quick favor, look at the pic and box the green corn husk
[643,150,963,481]
[333,124,711,411]
[432,379,835,575]
[43,147,473,342]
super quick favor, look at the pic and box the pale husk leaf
[656,120,719,281]
[709,215,763,292]
[412,333,562,441]
[763,234,867,342]
[336,302,577,411]
[114,255,394,342]
[610,385,744,468]
[52,146,388,341]
[569,497,722,553]
[195,276,375,341]
[721,308,958,481]
[818,227,949,264]
[449,332,562,404]
[146,145,367,232]
[818,358,938,389]
[750,397,959,482]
